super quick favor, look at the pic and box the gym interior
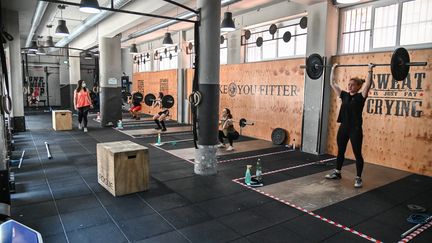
[0,0,431,242]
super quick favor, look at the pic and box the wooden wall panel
[132,70,178,120]
[327,49,432,176]
[187,58,305,144]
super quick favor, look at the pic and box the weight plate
[220,35,225,44]
[155,50,159,56]
[391,47,410,81]
[244,30,251,40]
[169,53,173,60]
[239,118,247,128]
[162,95,175,109]
[188,42,193,50]
[133,92,144,103]
[164,48,168,55]
[256,37,263,47]
[306,53,324,80]
[159,56,163,61]
[271,128,286,145]
[146,52,150,58]
[269,24,278,35]
[144,93,156,106]
[174,46,178,53]
[300,16,308,29]
[136,60,140,65]
[283,31,291,43]
[143,59,146,64]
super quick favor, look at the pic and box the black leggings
[336,124,364,177]
[218,130,234,146]
[78,106,90,127]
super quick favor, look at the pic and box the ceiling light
[36,47,46,55]
[45,36,55,47]
[162,33,173,46]
[221,12,235,32]
[55,20,69,36]
[28,41,38,52]
[80,0,101,13]
[84,52,92,59]
[130,44,138,54]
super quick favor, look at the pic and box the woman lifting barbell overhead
[153,92,170,132]
[325,63,375,188]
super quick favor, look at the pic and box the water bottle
[255,158,262,182]
[245,165,252,185]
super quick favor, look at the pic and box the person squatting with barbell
[128,91,142,120]
[153,92,169,132]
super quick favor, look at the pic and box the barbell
[143,93,175,109]
[239,118,254,128]
[300,47,427,81]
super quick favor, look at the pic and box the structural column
[4,10,25,131]
[177,30,189,124]
[302,2,338,154]
[194,0,221,175]
[68,50,81,110]
[99,36,122,126]
[59,48,71,109]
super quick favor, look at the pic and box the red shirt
[76,90,92,108]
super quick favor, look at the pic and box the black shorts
[158,110,169,116]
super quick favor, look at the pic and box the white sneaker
[217,143,225,148]
[226,146,234,151]
[83,128,88,133]
[78,124,82,130]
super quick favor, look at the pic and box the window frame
[338,0,432,54]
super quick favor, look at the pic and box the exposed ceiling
[2,0,330,49]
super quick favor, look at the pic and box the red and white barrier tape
[217,149,295,164]
[231,157,381,243]
[399,221,432,243]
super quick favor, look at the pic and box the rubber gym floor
[10,110,432,243]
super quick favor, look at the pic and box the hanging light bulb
[55,5,69,36]
[79,0,101,14]
[28,41,38,52]
[221,12,235,32]
[162,33,173,46]
[130,44,138,54]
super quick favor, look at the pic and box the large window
[187,40,227,68]
[245,17,307,63]
[135,54,151,72]
[340,0,432,54]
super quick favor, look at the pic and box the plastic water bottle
[255,158,263,182]
[117,120,123,129]
[292,139,296,150]
[157,133,162,145]
[245,165,252,185]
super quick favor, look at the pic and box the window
[138,54,151,72]
[187,40,228,68]
[154,46,178,71]
[340,0,432,54]
[245,17,307,63]
[340,6,372,53]
[373,4,398,48]
[400,0,432,45]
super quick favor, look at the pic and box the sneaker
[78,124,82,130]
[325,170,341,179]
[354,177,363,188]
[217,143,225,148]
[161,128,167,132]
[226,146,234,151]
[83,128,88,133]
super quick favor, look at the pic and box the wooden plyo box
[52,110,72,131]
[97,141,149,197]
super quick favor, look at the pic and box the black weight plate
[271,128,286,145]
[169,53,173,60]
[122,91,131,103]
[306,53,324,80]
[146,52,150,58]
[174,46,178,53]
[220,35,225,44]
[244,30,251,40]
[391,47,410,81]
[162,95,175,108]
[155,50,159,56]
[143,59,146,64]
[144,93,155,106]
[283,31,291,43]
[133,92,144,103]
[256,37,263,47]
[136,60,140,65]
[300,16,308,29]
[159,56,163,61]
[188,42,193,50]
[164,48,168,55]
[239,118,247,128]
[269,24,277,35]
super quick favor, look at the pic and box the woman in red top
[74,80,93,132]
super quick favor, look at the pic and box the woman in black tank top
[325,63,375,188]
